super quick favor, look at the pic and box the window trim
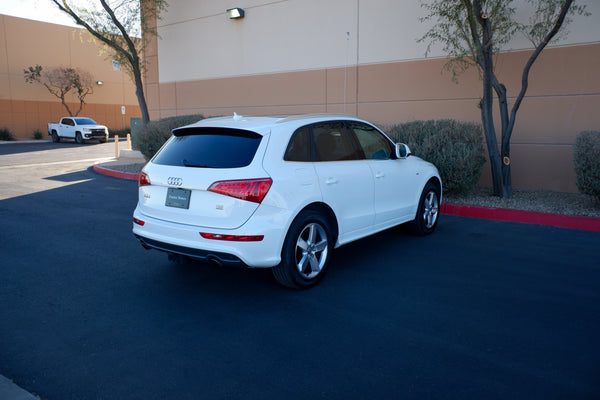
[283,119,396,163]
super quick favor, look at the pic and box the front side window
[313,122,357,161]
[153,128,262,168]
[348,122,393,160]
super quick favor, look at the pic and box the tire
[75,132,84,144]
[272,210,333,289]
[407,181,440,236]
[51,131,60,143]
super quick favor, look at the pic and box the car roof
[178,113,366,133]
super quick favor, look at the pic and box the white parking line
[0,157,115,169]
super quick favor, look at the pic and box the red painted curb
[441,203,600,232]
[92,164,600,233]
[93,164,140,181]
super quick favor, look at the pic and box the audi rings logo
[167,177,183,186]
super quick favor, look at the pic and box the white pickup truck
[48,117,109,144]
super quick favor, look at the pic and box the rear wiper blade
[182,159,210,168]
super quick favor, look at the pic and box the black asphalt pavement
[1,142,599,399]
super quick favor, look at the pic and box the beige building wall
[145,1,600,193]
[0,14,141,139]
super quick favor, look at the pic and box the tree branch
[50,0,134,66]
[504,0,574,149]
[99,0,140,67]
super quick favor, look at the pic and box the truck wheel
[51,132,60,143]
[75,132,84,144]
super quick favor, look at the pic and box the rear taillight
[200,232,264,242]
[139,171,151,187]
[208,178,272,204]
[133,217,145,226]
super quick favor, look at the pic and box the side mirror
[395,143,411,158]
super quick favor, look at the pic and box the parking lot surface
[1,142,599,399]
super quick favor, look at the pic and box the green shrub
[134,114,205,160]
[32,129,44,140]
[574,130,600,201]
[0,127,15,141]
[388,119,486,195]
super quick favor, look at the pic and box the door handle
[375,172,385,179]
[325,177,338,185]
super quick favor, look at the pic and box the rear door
[137,127,270,229]
[311,122,375,240]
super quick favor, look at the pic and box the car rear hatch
[137,126,271,230]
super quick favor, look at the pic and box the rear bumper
[134,234,246,266]
[132,206,290,268]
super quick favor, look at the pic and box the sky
[0,0,87,27]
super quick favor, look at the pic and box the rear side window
[153,128,262,168]
[284,126,311,162]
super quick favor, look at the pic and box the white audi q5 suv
[133,114,441,288]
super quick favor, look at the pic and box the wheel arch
[427,176,442,201]
[294,202,339,246]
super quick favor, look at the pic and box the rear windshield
[152,128,262,168]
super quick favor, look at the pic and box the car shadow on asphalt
[44,170,95,182]
[0,141,87,155]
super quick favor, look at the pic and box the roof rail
[276,113,358,124]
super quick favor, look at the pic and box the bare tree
[419,0,589,197]
[24,64,94,116]
[49,0,168,124]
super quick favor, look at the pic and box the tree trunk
[476,4,506,197]
[480,101,504,197]
[133,67,150,125]
[493,78,512,197]
[60,95,74,117]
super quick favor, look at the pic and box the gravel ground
[445,186,600,217]
[105,162,600,218]
[106,162,147,174]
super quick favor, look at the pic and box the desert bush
[134,114,205,160]
[388,119,486,195]
[32,129,44,140]
[574,130,600,201]
[0,127,15,141]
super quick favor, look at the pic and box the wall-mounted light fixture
[227,7,245,19]
[96,81,104,86]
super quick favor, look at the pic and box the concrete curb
[93,163,140,181]
[0,375,38,400]
[441,203,600,233]
[92,163,600,233]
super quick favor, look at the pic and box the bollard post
[127,133,131,150]
[115,135,120,159]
